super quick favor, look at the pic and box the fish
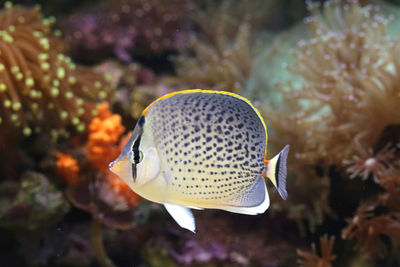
[109,89,289,232]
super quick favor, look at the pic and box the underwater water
[1,0,400,266]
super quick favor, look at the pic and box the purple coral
[60,0,194,63]
[169,240,228,264]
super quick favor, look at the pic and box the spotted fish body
[110,89,289,232]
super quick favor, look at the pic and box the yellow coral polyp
[72,117,80,125]
[15,72,23,80]
[39,38,49,50]
[38,53,49,61]
[77,123,85,132]
[60,111,68,120]
[12,102,21,111]
[57,67,65,79]
[10,114,18,121]
[65,91,73,99]
[50,87,59,97]
[4,100,11,108]
[68,76,76,84]
[5,2,12,9]
[17,16,25,23]
[31,103,38,110]
[98,91,107,99]
[40,62,50,71]
[52,79,60,87]
[22,127,31,136]
[75,98,83,106]
[25,78,34,87]
[2,32,13,43]
[10,66,19,74]
[0,5,114,137]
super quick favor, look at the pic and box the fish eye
[129,149,143,165]
[134,150,143,164]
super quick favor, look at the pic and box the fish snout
[109,158,121,175]
[108,156,132,181]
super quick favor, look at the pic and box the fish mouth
[109,157,123,175]
[109,156,131,179]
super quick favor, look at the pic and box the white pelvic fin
[221,178,270,215]
[164,203,196,233]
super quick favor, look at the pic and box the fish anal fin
[221,177,270,215]
[164,203,196,233]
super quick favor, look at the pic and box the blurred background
[0,0,399,266]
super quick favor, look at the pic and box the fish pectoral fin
[221,177,270,215]
[164,203,196,233]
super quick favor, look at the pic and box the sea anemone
[174,0,265,93]
[343,144,395,183]
[264,0,400,166]
[0,3,113,138]
[246,0,400,242]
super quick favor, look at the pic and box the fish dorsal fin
[164,203,196,233]
[221,177,270,215]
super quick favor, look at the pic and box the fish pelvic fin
[164,203,196,233]
[263,145,289,200]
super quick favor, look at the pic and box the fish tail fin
[263,145,289,200]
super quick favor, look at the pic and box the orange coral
[85,103,141,209]
[56,152,80,186]
[102,134,141,209]
[86,102,125,173]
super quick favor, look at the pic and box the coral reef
[139,211,299,266]
[55,102,141,230]
[297,235,336,267]
[0,171,70,230]
[60,0,194,63]
[3,0,400,266]
[342,169,400,258]
[0,3,113,139]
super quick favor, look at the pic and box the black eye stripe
[132,163,137,180]
[134,152,140,163]
[132,133,142,164]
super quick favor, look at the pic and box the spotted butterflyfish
[109,89,289,233]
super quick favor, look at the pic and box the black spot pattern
[146,92,265,203]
